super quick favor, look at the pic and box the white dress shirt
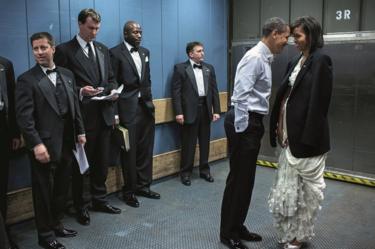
[76,34,96,58]
[40,65,57,86]
[124,41,142,78]
[190,59,205,96]
[231,41,274,132]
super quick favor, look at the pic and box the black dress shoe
[200,173,214,182]
[92,203,122,214]
[220,236,248,249]
[38,239,66,249]
[76,208,90,225]
[123,193,140,208]
[181,176,191,186]
[239,230,262,242]
[135,189,161,199]
[53,228,77,238]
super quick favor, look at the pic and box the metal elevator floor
[11,160,375,249]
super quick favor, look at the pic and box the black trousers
[120,102,155,195]
[0,214,9,249]
[0,112,9,221]
[220,108,264,239]
[180,102,211,177]
[72,115,112,208]
[30,142,73,242]
[0,112,10,249]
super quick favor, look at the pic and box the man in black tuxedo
[16,32,86,249]
[110,21,160,208]
[171,41,221,186]
[0,56,21,249]
[54,8,121,224]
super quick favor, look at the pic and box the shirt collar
[124,41,135,52]
[189,59,202,68]
[258,41,274,64]
[76,34,91,49]
[40,64,56,75]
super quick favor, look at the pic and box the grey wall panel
[324,0,361,33]
[261,0,289,28]
[361,0,375,31]
[233,0,260,40]
[290,0,323,24]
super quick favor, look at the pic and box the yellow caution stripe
[256,160,375,187]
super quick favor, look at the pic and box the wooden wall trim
[6,138,227,224]
[154,92,228,124]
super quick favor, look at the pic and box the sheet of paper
[91,85,124,101]
[73,143,90,174]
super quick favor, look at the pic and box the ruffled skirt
[268,147,326,243]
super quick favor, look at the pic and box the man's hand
[77,135,86,145]
[110,89,119,101]
[212,113,220,122]
[11,138,22,150]
[81,86,103,96]
[34,144,50,164]
[176,115,184,125]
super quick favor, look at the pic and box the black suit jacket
[171,60,220,124]
[54,37,117,128]
[16,65,85,161]
[110,43,154,124]
[270,50,333,158]
[0,56,19,138]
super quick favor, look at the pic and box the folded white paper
[91,85,124,101]
[73,143,90,174]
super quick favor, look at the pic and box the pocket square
[145,56,149,62]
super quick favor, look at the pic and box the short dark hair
[123,20,139,36]
[30,32,55,47]
[262,17,288,37]
[78,8,101,24]
[186,41,203,56]
[291,16,324,52]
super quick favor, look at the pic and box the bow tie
[46,68,57,75]
[130,47,139,53]
[193,64,202,69]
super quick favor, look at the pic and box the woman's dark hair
[291,16,324,53]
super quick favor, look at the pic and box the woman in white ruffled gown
[268,16,333,249]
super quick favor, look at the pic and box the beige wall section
[154,92,228,124]
[6,138,228,224]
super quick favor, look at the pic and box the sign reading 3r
[336,9,351,20]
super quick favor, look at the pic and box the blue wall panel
[0,0,228,190]
[69,0,94,37]
[26,0,60,66]
[142,0,163,98]
[95,0,120,47]
[0,0,29,76]
[161,0,179,98]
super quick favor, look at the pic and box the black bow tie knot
[46,68,57,75]
[130,47,139,53]
[193,64,202,69]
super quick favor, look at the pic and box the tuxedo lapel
[202,64,210,95]
[185,61,198,94]
[58,68,75,117]
[72,38,97,85]
[139,48,146,82]
[292,54,314,92]
[121,43,139,80]
[95,42,105,83]
[32,66,60,115]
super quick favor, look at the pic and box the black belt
[198,96,206,105]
